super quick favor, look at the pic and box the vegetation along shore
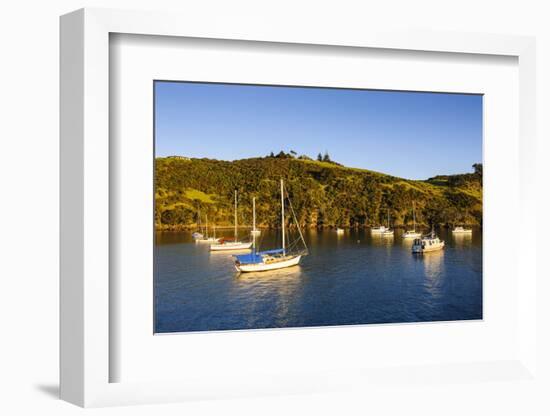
[155,152,482,231]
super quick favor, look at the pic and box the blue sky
[154,81,482,180]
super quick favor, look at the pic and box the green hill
[155,155,482,230]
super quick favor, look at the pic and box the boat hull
[196,238,220,244]
[412,242,445,253]
[210,242,252,251]
[236,255,301,272]
[402,232,421,239]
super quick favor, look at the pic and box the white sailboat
[381,209,394,236]
[402,201,422,239]
[370,225,387,234]
[195,214,220,243]
[210,191,252,251]
[452,226,473,234]
[336,228,345,235]
[250,201,261,236]
[234,179,308,272]
[192,209,204,239]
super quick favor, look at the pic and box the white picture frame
[60,8,537,407]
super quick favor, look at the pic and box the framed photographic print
[153,81,483,334]
[60,8,538,408]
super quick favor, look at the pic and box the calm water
[155,228,482,333]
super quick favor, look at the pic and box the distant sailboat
[195,214,220,243]
[191,231,204,239]
[234,179,308,272]
[452,226,473,234]
[210,190,253,251]
[192,209,204,239]
[250,200,261,236]
[370,225,387,234]
[402,201,422,239]
[381,209,394,236]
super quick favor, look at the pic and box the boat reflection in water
[155,227,482,333]
[232,266,305,329]
[452,230,473,247]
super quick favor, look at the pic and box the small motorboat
[412,231,445,253]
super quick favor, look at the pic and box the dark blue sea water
[155,228,482,333]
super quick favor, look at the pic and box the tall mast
[234,190,238,240]
[413,201,416,232]
[205,214,208,238]
[198,208,203,233]
[253,197,256,232]
[281,179,285,256]
[252,197,256,253]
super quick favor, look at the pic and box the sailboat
[381,209,394,236]
[370,225,387,234]
[402,201,422,239]
[210,191,253,251]
[234,179,308,272]
[452,226,473,234]
[250,201,261,236]
[192,209,204,239]
[194,214,220,243]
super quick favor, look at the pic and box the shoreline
[155,224,482,232]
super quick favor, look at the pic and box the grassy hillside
[155,155,482,230]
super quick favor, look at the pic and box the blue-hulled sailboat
[234,179,308,272]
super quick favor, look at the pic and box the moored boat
[402,201,421,239]
[210,190,252,251]
[452,226,473,234]
[381,209,394,236]
[412,230,445,253]
[336,228,344,234]
[250,202,261,236]
[194,214,221,243]
[234,180,308,273]
[370,225,387,234]
[210,240,252,251]
[402,230,421,238]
